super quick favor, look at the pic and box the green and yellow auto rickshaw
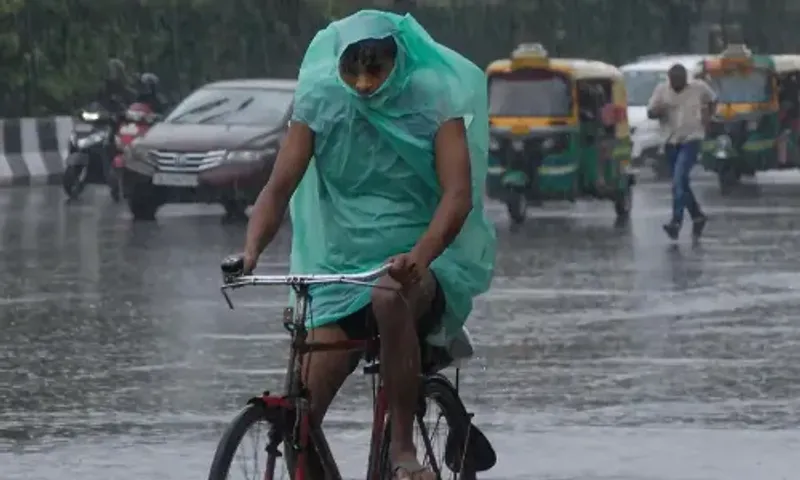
[699,44,800,194]
[485,43,635,224]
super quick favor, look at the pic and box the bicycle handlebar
[219,254,391,309]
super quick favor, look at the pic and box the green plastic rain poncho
[288,10,496,339]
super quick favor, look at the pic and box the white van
[621,54,707,178]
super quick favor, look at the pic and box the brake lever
[220,287,235,310]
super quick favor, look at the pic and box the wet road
[2,175,800,479]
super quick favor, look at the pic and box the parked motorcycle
[111,102,160,201]
[63,103,119,201]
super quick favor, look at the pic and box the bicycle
[207,254,496,480]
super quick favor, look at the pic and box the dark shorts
[335,276,446,342]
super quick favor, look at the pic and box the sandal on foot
[392,459,435,480]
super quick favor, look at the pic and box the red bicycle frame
[253,292,391,480]
[217,259,494,480]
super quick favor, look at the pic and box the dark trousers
[665,140,704,224]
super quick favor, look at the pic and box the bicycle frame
[217,260,497,480]
[224,272,391,480]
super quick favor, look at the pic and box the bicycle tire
[207,401,295,480]
[376,375,477,480]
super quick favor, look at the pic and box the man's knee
[370,271,435,327]
[371,276,407,324]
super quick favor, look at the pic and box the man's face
[669,68,687,92]
[340,60,394,97]
[339,38,396,97]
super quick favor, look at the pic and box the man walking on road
[647,63,717,240]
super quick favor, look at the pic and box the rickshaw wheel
[613,185,632,218]
[506,192,527,225]
[718,167,741,196]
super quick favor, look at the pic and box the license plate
[75,123,93,133]
[153,173,198,187]
[118,123,140,135]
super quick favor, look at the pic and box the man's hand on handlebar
[242,251,258,276]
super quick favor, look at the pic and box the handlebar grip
[221,254,245,277]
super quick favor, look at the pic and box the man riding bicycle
[240,10,496,480]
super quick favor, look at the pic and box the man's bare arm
[244,122,314,259]
[410,118,473,267]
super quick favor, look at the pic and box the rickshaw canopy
[487,57,623,81]
[703,44,774,72]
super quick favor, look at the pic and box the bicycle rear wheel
[377,376,477,480]
[207,402,295,480]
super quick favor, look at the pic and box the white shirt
[647,79,717,144]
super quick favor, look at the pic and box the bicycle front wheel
[207,402,295,480]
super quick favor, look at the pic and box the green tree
[5,0,800,117]
[0,0,26,116]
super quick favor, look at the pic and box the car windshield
[489,70,572,117]
[623,70,666,106]
[166,87,293,126]
[709,70,772,103]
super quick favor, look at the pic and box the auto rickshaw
[699,44,800,194]
[486,43,635,224]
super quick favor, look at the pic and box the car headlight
[225,150,264,162]
[81,111,100,122]
[76,131,105,149]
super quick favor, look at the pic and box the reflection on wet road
[2,174,800,479]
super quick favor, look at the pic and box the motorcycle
[63,103,119,201]
[111,102,160,201]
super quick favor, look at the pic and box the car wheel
[221,200,248,224]
[614,185,633,218]
[505,191,527,225]
[718,167,741,196]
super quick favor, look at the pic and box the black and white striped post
[0,116,73,186]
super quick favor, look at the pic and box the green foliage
[4,0,800,116]
[0,0,26,114]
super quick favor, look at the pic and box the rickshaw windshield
[623,70,666,106]
[708,70,772,103]
[488,69,572,117]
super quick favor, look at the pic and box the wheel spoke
[209,405,290,480]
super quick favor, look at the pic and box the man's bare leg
[300,325,359,480]
[371,271,437,479]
